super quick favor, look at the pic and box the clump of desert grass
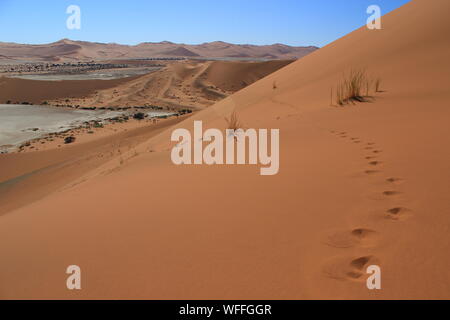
[332,69,382,106]
[375,77,382,92]
[225,111,243,131]
[225,111,245,140]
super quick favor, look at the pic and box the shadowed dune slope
[0,0,449,299]
[203,60,292,92]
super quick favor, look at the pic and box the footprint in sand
[373,150,382,154]
[386,177,403,185]
[385,207,411,220]
[369,161,382,166]
[365,169,379,175]
[323,255,379,281]
[382,190,401,196]
[325,228,379,248]
[368,190,402,200]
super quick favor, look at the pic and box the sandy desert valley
[0,0,449,301]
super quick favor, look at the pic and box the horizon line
[0,38,320,49]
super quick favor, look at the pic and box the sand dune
[0,76,140,105]
[0,39,317,62]
[0,0,449,299]
[58,60,293,109]
[0,116,187,216]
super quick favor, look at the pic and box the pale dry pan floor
[0,0,449,299]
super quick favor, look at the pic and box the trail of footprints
[323,131,412,282]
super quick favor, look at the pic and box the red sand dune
[56,60,293,109]
[0,0,449,299]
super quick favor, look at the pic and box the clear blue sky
[0,0,410,47]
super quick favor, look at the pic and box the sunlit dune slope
[0,0,449,299]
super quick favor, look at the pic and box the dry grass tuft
[225,111,243,130]
[375,78,382,92]
[333,69,381,106]
[330,87,333,106]
[365,78,372,97]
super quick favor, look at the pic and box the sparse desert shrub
[335,81,344,106]
[225,111,243,131]
[375,78,382,92]
[333,69,381,106]
[345,69,366,102]
[133,112,146,120]
[64,136,76,144]
[330,88,333,106]
[365,79,372,97]
[178,108,193,115]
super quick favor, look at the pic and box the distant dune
[0,0,449,299]
[0,39,318,62]
[160,46,201,57]
[16,59,293,109]
[0,76,139,105]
